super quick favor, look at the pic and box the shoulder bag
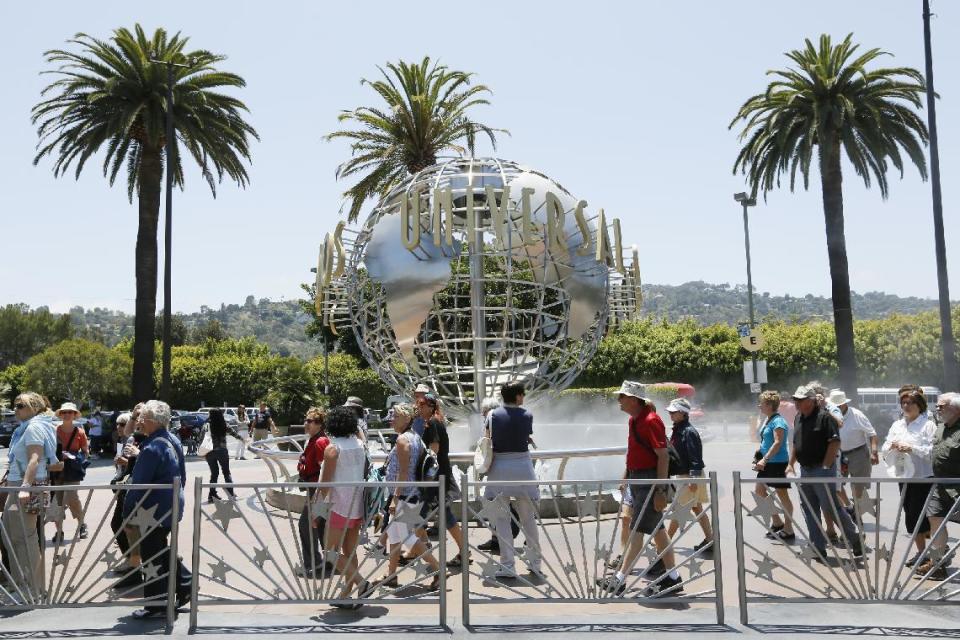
[473,415,494,476]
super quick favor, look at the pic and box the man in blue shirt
[122,400,192,619]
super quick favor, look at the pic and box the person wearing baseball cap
[597,381,683,597]
[789,385,865,559]
[411,385,430,437]
[665,398,713,552]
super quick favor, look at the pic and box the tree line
[4,308,960,417]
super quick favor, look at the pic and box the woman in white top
[316,406,369,608]
[234,405,249,460]
[882,388,937,563]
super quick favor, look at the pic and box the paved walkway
[2,433,959,638]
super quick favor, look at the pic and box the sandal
[371,576,400,592]
[428,574,443,591]
[446,553,472,568]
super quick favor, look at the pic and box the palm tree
[32,25,258,401]
[730,33,928,397]
[328,56,506,222]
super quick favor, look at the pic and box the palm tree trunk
[819,142,859,398]
[132,147,163,401]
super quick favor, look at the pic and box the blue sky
[1,0,957,313]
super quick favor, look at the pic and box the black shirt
[422,418,454,490]
[793,407,840,467]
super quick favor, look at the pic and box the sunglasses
[14,403,26,410]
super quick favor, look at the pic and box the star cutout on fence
[479,497,507,525]
[480,558,499,578]
[273,586,283,599]
[45,503,66,525]
[748,492,780,527]
[668,505,698,526]
[642,544,659,562]
[876,544,891,563]
[753,553,777,580]
[687,557,704,576]
[211,500,242,532]
[798,545,821,562]
[520,544,542,565]
[933,584,949,600]
[65,585,75,594]
[102,549,120,567]
[598,543,612,562]
[854,495,879,518]
[53,552,68,567]
[368,544,389,562]
[141,562,161,583]
[129,504,161,531]
[209,558,231,583]
[252,547,271,569]
[311,500,331,520]
[413,559,432,581]
[823,585,835,598]
[394,505,425,528]
[578,495,600,518]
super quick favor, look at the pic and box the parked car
[198,406,241,426]
[0,409,16,448]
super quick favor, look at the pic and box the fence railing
[187,478,448,628]
[733,473,960,624]
[0,480,182,626]
[459,473,724,625]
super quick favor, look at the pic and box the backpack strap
[65,426,79,453]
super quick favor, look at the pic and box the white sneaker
[494,566,517,579]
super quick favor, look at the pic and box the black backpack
[631,424,684,476]
[415,437,439,483]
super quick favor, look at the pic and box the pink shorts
[329,511,363,529]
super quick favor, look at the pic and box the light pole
[922,0,957,390]
[734,192,759,391]
[150,55,191,401]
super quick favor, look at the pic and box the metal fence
[459,474,725,625]
[733,473,960,624]
[187,478,448,629]
[0,480,182,626]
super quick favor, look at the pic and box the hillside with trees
[41,283,945,359]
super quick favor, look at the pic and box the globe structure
[342,158,617,416]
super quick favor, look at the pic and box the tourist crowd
[2,376,959,614]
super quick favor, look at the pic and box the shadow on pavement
[465,623,736,633]
[748,624,960,637]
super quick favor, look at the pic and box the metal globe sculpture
[317,158,641,415]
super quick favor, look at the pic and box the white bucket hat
[666,398,691,414]
[828,389,851,406]
[56,402,80,416]
[614,381,649,401]
[414,383,431,394]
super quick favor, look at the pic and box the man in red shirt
[597,381,683,597]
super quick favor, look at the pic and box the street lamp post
[922,0,957,390]
[150,56,191,402]
[734,192,759,392]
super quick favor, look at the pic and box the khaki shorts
[674,474,709,507]
[253,428,270,442]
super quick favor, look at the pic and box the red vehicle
[649,382,705,420]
